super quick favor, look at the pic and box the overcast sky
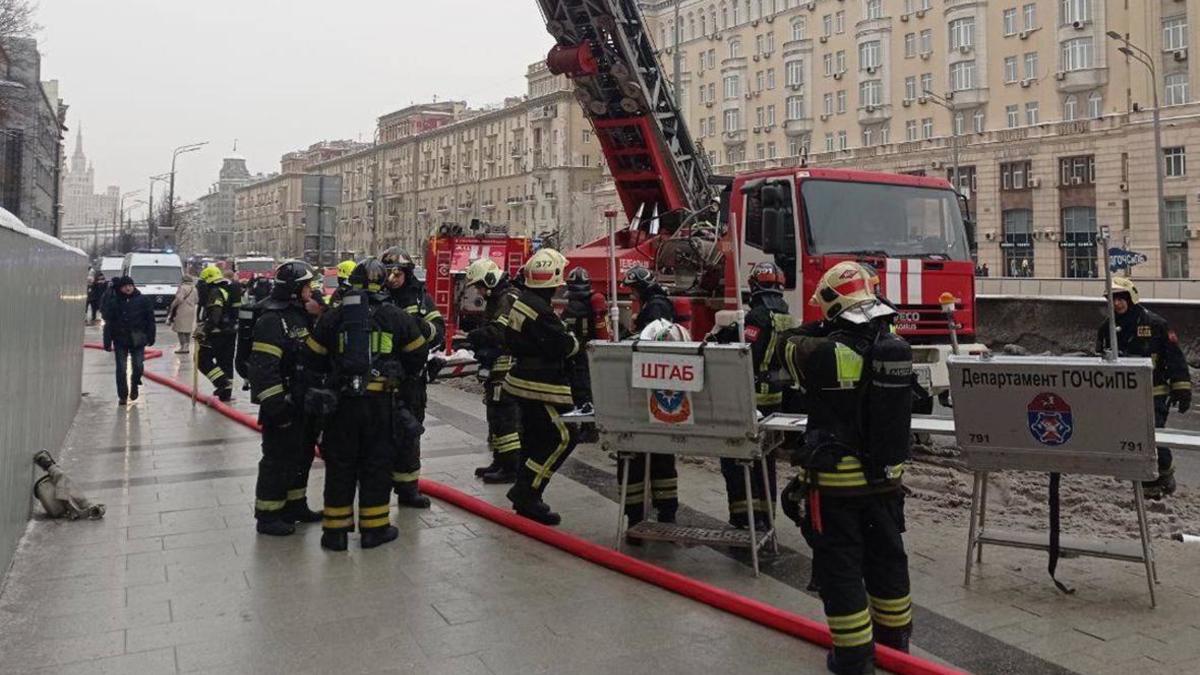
[39,0,556,215]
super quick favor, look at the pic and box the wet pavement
[2,329,1198,674]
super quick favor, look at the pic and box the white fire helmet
[639,318,691,342]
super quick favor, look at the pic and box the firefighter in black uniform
[464,258,524,483]
[301,258,434,551]
[711,262,795,528]
[247,261,324,536]
[196,264,241,401]
[502,248,581,525]
[619,265,679,526]
[561,267,611,443]
[780,262,915,675]
[379,246,445,508]
[1097,276,1192,499]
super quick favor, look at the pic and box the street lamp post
[1107,31,1169,278]
[114,190,142,253]
[148,173,171,247]
[166,142,208,247]
[922,89,961,194]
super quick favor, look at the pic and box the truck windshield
[237,260,275,273]
[801,180,970,260]
[129,266,182,286]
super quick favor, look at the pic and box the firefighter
[379,246,444,508]
[1097,276,1191,499]
[247,260,324,536]
[780,262,914,675]
[711,261,794,528]
[618,265,679,527]
[196,264,242,401]
[561,267,611,442]
[463,258,524,483]
[301,258,434,550]
[324,259,356,307]
[502,248,580,525]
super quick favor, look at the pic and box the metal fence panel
[0,210,86,580]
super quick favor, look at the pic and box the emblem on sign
[648,389,693,425]
[1027,392,1073,446]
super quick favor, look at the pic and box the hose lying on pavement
[83,343,962,675]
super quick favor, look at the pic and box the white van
[98,256,124,280]
[122,251,184,319]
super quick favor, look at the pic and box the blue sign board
[1108,247,1148,271]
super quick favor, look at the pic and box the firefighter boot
[281,502,322,524]
[481,453,519,485]
[1142,470,1177,501]
[216,387,233,402]
[395,483,431,509]
[507,482,560,526]
[361,526,400,549]
[827,652,875,675]
[256,520,296,537]
[474,460,500,478]
[874,626,911,654]
[320,531,349,552]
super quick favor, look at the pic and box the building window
[1006,105,1020,128]
[1061,37,1094,71]
[859,80,882,107]
[1002,209,1035,277]
[954,112,965,135]
[904,76,917,101]
[949,17,975,51]
[860,40,882,70]
[1003,8,1018,36]
[973,109,985,133]
[865,0,882,20]
[767,141,777,159]
[767,104,776,125]
[906,120,919,141]
[835,10,845,33]
[1165,147,1187,177]
[1062,206,1098,278]
[1063,94,1078,120]
[788,139,806,157]
[922,117,933,139]
[792,16,808,41]
[1004,57,1019,83]
[1163,16,1188,51]
[724,109,742,131]
[724,74,741,99]
[825,132,835,152]
[730,38,742,59]
[919,29,933,54]
[837,90,847,113]
[950,61,976,91]
[1024,51,1039,79]
[1165,198,1190,278]
[823,93,834,115]
[905,33,917,58]
[822,14,832,36]
[823,53,834,76]
[767,68,776,89]
[787,60,805,86]
[862,128,873,146]
[1059,155,1095,185]
[1023,3,1038,30]
[1001,161,1034,190]
[1060,0,1090,26]
[920,72,933,95]
[1166,74,1190,106]
[1087,91,1102,118]
[787,95,805,120]
[838,130,848,150]
[836,50,846,72]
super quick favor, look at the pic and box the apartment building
[636,0,1199,278]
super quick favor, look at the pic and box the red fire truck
[535,0,984,408]
[232,254,276,283]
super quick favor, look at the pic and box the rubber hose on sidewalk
[82,343,962,675]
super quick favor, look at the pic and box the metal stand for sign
[613,450,778,576]
[963,470,1159,607]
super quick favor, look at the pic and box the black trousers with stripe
[515,399,578,498]
[618,453,678,523]
[254,405,316,522]
[322,396,393,533]
[391,383,427,492]
[721,404,780,527]
[484,380,522,462]
[198,333,235,390]
[800,490,912,673]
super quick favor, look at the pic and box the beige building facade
[634,0,1199,278]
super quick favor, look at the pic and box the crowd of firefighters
[184,241,1189,675]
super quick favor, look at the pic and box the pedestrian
[247,261,324,536]
[780,262,915,674]
[464,258,524,483]
[502,248,581,525]
[87,272,108,324]
[560,266,611,443]
[167,274,198,355]
[101,276,156,406]
[196,264,242,401]
[617,265,679,528]
[379,246,444,509]
[711,262,794,529]
[301,258,434,550]
[1097,277,1191,499]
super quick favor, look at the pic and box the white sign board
[630,352,705,392]
[948,355,1158,481]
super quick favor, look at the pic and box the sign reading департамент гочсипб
[947,355,1158,481]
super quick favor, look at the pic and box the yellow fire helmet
[523,248,568,289]
[1107,275,1140,304]
[809,261,896,324]
[336,260,356,280]
[199,264,224,284]
[464,258,503,289]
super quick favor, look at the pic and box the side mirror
[957,192,977,253]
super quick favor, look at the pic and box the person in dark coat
[101,276,156,405]
[87,273,109,324]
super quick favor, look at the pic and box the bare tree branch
[0,0,39,43]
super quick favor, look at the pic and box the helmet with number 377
[523,248,568,289]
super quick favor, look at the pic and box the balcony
[1054,67,1107,93]
[945,87,990,109]
[857,103,893,125]
[722,130,747,145]
[784,117,814,136]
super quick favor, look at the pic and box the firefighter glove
[780,475,805,527]
[1170,387,1192,413]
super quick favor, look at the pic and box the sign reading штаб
[631,351,705,392]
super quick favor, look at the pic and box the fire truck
[231,254,277,283]
[535,0,985,408]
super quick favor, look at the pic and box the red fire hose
[83,343,962,675]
